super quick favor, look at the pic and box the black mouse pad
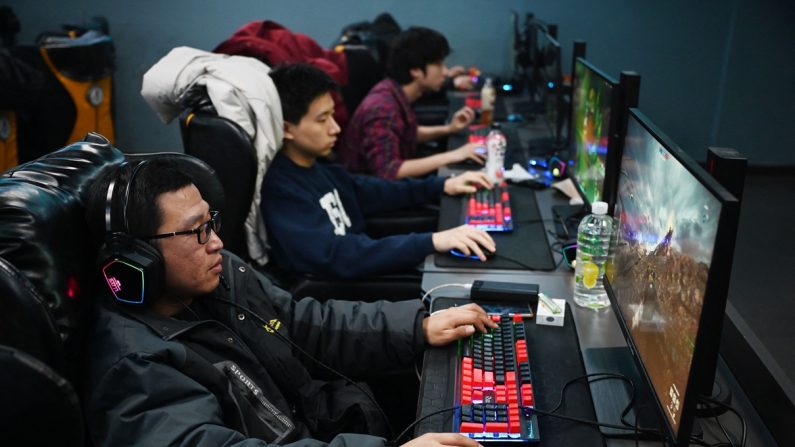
[434,185,556,271]
[415,297,604,446]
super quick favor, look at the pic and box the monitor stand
[582,346,665,440]
[551,203,589,239]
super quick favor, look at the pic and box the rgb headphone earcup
[98,233,164,305]
[548,156,568,179]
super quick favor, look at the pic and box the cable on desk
[492,251,560,271]
[523,372,667,447]
[695,395,747,447]
[391,405,460,445]
[421,283,473,309]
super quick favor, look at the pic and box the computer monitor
[535,29,563,144]
[551,59,638,240]
[568,57,618,204]
[605,109,740,446]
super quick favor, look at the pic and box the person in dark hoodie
[82,157,498,446]
[262,63,495,279]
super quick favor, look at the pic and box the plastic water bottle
[480,77,496,125]
[573,201,613,310]
[485,123,506,183]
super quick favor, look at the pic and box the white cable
[421,283,473,309]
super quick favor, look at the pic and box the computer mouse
[450,248,497,261]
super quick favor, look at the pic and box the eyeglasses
[147,211,221,245]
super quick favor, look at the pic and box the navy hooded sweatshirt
[261,152,446,278]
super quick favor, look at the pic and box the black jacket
[84,251,427,446]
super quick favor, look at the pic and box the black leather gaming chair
[179,100,431,301]
[0,133,225,444]
[0,134,122,444]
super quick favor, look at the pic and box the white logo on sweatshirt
[319,189,351,236]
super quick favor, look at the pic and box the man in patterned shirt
[338,27,484,179]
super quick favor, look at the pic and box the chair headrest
[0,134,225,377]
[0,134,124,371]
[178,106,256,259]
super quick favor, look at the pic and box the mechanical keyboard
[454,313,540,442]
[464,183,513,232]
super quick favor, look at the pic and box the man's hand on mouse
[432,225,495,261]
[444,171,492,195]
[422,303,498,347]
[444,142,487,166]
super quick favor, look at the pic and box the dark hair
[269,63,339,124]
[85,159,194,249]
[386,27,450,85]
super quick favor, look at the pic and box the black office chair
[179,100,429,301]
[0,134,122,444]
[0,343,84,446]
[0,133,226,445]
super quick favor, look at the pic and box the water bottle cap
[591,201,608,215]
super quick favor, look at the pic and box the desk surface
[419,139,777,445]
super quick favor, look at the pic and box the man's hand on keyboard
[401,432,483,447]
[445,143,487,166]
[432,225,495,261]
[444,171,492,195]
[422,303,499,346]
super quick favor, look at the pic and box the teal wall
[6,0,795,164]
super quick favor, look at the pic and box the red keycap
[486,422,509,433]
[484,371,495,387]
[473,368,483,387]
[521,384,535,407]
[473,389,484,401]
[515,341,528,363]
[459,422,483,433]
[490,314,501,323]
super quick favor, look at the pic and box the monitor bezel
[604,108,740,447]
[567,57,621,205]
[535,30,564,143]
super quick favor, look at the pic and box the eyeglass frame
[147,210,221,245]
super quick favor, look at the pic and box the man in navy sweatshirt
[262,63,495,279]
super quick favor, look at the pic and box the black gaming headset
[97,159,165,305]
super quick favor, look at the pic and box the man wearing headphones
[82,158,497,447]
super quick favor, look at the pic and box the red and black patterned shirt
[338,78,417,179]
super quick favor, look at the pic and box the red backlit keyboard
[455,313,540,442]
[465,183,513,232]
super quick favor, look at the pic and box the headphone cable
[211,296,396,440]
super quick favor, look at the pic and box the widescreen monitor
[605,109,739,446]
[569,57,617,204]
